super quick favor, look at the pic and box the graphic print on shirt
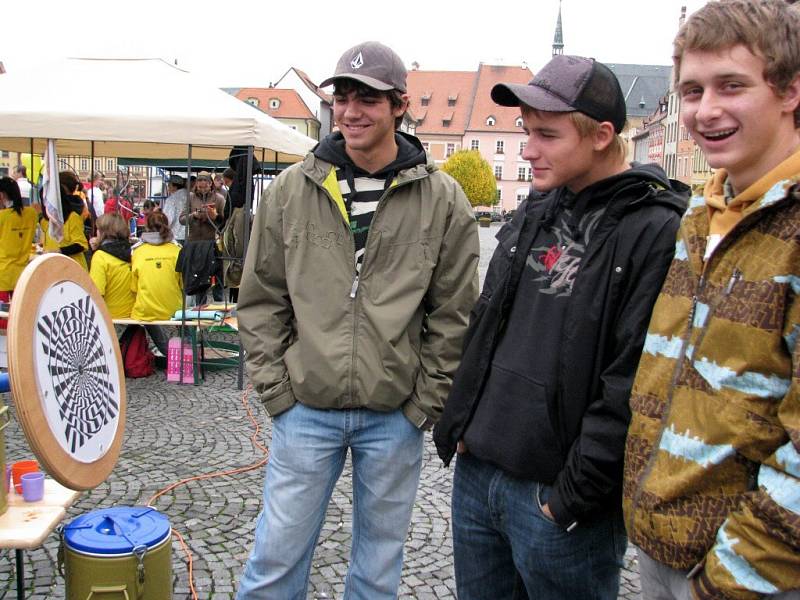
[526,206,605,297]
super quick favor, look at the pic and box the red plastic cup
[21,472,45,502]
[11,460,39,494]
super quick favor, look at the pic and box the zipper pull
[350,275,360,298]
[725,269,742,295]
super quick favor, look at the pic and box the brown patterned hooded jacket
[624,157,800,600]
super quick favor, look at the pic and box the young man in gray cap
[433,54,690,599]
[235,41,478,599]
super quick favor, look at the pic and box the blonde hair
[568,111,628,164]
[96,213,130,242]
[674,0,800,126]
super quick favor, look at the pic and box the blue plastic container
[62,506,172,599]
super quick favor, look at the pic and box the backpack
[119,325,155,378]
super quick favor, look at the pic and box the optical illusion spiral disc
[7,254,126,490]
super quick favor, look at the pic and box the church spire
[552,0,564,57]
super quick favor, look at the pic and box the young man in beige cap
[235,41,478,599]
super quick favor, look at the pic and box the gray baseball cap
[491,55,627,133]
[320,41,407,93]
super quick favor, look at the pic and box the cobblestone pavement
[0,223,642,599]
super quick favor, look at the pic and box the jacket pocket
[464,363,563,480]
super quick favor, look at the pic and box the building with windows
[273,67,334,137]
[406,69,476,164]
[407,63,533,212]
[233,88,322,140]
[463,64,533,211]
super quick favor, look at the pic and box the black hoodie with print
[434,163,689,527]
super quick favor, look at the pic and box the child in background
[89,213,135,318]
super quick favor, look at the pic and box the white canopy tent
[0,57,315,162]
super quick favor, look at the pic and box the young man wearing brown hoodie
[624,1,800,598]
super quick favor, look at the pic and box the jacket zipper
[627,194,789,535]
[312,170,426,404]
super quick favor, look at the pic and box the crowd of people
[0,165,243,357]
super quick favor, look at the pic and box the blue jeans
[452,453,626,600]
[236,403,424,600]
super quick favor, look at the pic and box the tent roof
[0,58,316,162]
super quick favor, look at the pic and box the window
[496,188,503,201]
[421,94,431,106]
[442,118,451,127]
[517,193,528,206]
[422,142,430,152]
[80,159,88,170]
[470,140,479,151]
[494,165,503,180]
[94,159,100,170]
[448,94,457,107]
[517,167,526,181]
[446,143,455,158]
[246,97,259,107]
[527,167,532,181]
[495,140,504,154]
[269,98,281,109]
[1,151,8,158]
[486,116,496,126]
[519,141,526,155]
[106,159,114,171]
[515,116,523,127]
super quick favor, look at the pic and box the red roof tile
[466,64,533,132]
[235,88,316,121]
[406,70,476,135]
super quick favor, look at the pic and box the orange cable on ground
[147,384,268,600]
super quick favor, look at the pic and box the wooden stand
[0,479,81,599]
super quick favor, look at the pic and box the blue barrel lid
[64,506,170,555]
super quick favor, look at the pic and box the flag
[42,139,63,242]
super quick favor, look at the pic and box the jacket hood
[63,193,86,218]
[98,238,132,263]
[608,162,689,214]
[312,130,427,177]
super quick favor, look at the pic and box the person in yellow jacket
[89,213,135,319]
[131,210,183,355]
[0,176,38,296]
[54,171,89,270]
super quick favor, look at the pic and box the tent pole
[179,144,192,384]
[89,141,97,236]
[237,146,255,391]
[29,138,36,204]
[260,148,266,197]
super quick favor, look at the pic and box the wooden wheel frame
[7,254,126,490]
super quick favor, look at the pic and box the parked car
[474,211,502,222]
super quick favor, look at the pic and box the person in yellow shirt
[56,171,90,270]
[131,211,183,355]
[0,177,38,296]
[89,213,135,319]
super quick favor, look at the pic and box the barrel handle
[85,585,130,599]
[0,405,9,432]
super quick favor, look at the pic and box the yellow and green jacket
[0,206,37,292]
[624,153,800,599]
[130,238,183,321]
[89,241,135,319]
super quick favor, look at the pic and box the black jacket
[433,164,688,528]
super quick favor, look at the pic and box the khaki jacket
[237,152,479,428]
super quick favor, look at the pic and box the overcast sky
[1,0,706,88]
